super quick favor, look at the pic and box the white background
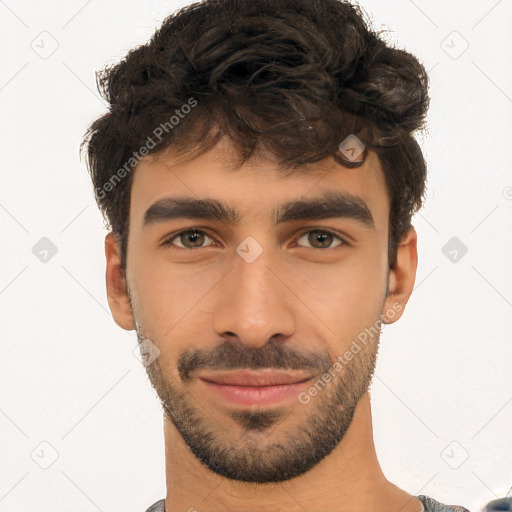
[0,0,511,511]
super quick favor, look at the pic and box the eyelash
[161,228,349,251]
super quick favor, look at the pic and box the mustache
[178,338,332,381]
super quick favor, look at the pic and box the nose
[212,248,297,348]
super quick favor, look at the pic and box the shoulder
[144,499,166,512]
[418,495,470,512]
[482,497,512,511]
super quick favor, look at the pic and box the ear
[381,226,418,324]
[105,232,135,330]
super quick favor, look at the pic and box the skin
[105,136,421,512]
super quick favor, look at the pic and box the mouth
[198,369,313,407]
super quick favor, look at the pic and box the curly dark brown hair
[81,0,430,271]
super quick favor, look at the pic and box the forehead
[130,139,390,233]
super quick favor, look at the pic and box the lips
[198,370,314,407]
[198,369,312,387]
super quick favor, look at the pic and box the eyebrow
[143,192,375,230]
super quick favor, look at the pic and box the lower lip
[200,379,309,406]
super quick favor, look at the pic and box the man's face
[115,139,399,483]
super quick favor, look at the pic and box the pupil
[310,231,331,248]
[184,231,203,247]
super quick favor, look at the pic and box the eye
[294,229,346,249]
[163,229,216,249]
[162,228,348,251]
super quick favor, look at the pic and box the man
[82,0,470,510]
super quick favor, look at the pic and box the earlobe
[381,226,418,325]
[105,232,135,330]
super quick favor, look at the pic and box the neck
[162,392,422,512]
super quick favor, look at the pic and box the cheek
[292,250,387,343]
[129,249,225,337]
